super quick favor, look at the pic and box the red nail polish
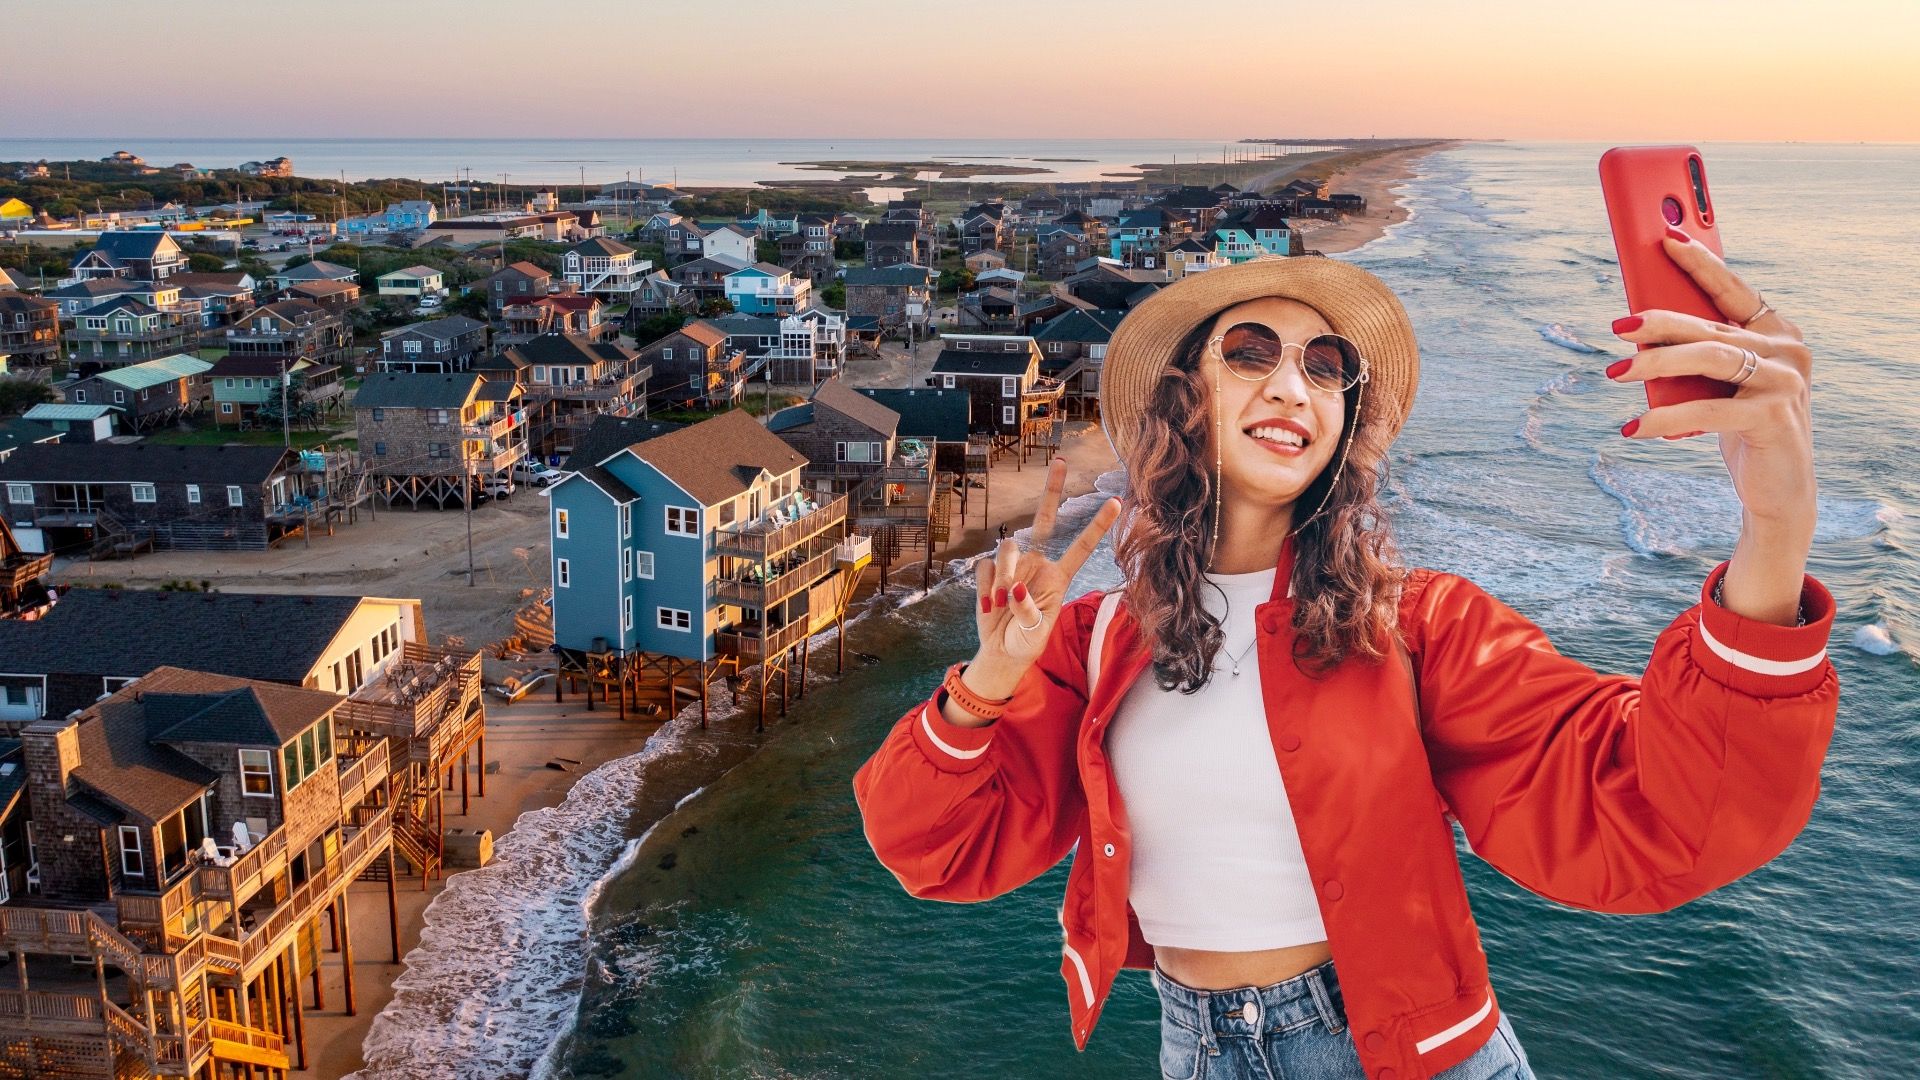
[1012,582,1028,603]
[1611,316,1642,334]
[981,596,993,614]
[1664,225,1690,243]
[1605,358,1632,379]
[1620,418,1641,438]
[994,587,1008,608]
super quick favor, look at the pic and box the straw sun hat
[1099,256,1421,463]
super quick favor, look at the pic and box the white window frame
[226,485,243,507]
[555,557,570,588]
[940,374,955,389]
[1001,376,1017,397]
[186,484,200,503]
[619,502,632,539]
[1002,405,1016,425]
[130,483,156,503]
[5,483,31,504]
[622,546,633,582]
[633,550,655,579]
[622,596,634,631]
[657,606,692,632]
[664,506,698,537]
[555,508,570,538]
[238,748,274,797]
[118,826,144,878]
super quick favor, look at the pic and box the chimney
[20,715,83,813]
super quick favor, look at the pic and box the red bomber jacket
[852,540,1839,1080]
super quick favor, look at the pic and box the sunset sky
[7,0,1917,142]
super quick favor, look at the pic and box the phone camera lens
[1661,197,1684,226]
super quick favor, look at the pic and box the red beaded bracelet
[941,661,1012,721]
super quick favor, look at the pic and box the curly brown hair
[1111,318,1406,691]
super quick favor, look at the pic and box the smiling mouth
[1244,423,1311,456]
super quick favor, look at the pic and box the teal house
[548,409,870,690]
[1210,206,1301,262]
[722,263,811,316]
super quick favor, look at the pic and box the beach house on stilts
[547,409,872,729]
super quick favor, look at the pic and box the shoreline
[1295,140,1457,255]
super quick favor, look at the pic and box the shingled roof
[563,414,685,470]
[854,388,971,443]
[619,409,807,506]
[0,443,289,486]
[0,589,367,686]
[809,376,900,438]
[351,371,483,411]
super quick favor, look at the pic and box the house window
[1003,342,1018,352]
[556,557,570,587]
[374,442,387,456]
[555,508,569,538]
[429,409,451,425]
[532,367,547,382]
[622,596,634,630]
[5,483,31,504]
[622,546,633,582]
[619,503,632,539]
[428,443,450,459]
[180,484,199,504]
[220,402,233,414]
[242,378,255,389]
[661,348,672,360]
[1047,342,1063,354]
[113,389,126,404]
[130,483,155,503]
[239,749,274,796]
[657,607,692,632]
[1002,405,1016,425]
[956,341,971,350]
[118,826,144,878]
[226,485,243,506]
[74,389,86,402]
[345,649,363,691]
[371,407,385,421]
[633,550,654,579]
[1002,376,1017,397]
[665,506,697,536]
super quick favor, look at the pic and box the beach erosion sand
[312,140,1449,1079]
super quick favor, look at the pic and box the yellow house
[0,197,32,221]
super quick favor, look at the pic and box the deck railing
[716,617,813,660]
[2,552,52,590]
[336,738,391,813]
[710,547,836,610]
[0,906,180,988]
[714,493,846,557]
[203,805,391,975]
[208,1017,285,1059]
[115,863,201,945]
[333,641,483,758]
[196,821,289,904]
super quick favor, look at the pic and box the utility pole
[280,354,291,448]
[463,438,476,587]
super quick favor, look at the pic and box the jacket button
[1277,732,1301,752]
[1364,1032,1386,1053]
[1103,843,1115,857]
[1261,613,1280,633]
[1322,880,1344,901]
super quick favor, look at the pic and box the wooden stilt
[798,636,810,699]
[386,846,402,963]
[339,896,357,1016]
[312,913,326,1010]
[477,734,486,797]
[460,746,470,817]
[288,947,307,1072]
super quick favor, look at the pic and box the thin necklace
[1222,633,1258,677]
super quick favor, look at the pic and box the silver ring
[1728,347,1760,386]
[1738,293,1774,327]
[1016,617,1043,632]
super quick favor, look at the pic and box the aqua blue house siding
[549,480,628,653]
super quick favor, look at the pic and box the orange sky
[4,0,1916,141]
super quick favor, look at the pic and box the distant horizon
[7,137,1920,147]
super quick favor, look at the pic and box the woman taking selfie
[853,247,1838,1079]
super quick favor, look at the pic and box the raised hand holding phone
[1598,145,1819,626]
[944,458,1121,728]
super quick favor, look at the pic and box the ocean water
[0,137,1298,188]
[376,142,1920,1079]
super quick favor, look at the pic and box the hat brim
[1099,256,1419,463]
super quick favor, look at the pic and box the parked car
[480,476,515,499]
[512,460,563,487]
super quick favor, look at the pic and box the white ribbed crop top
[1104,565,1328,951]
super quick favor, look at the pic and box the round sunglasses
[1206,323,1371,394]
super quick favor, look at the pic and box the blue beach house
[723,263,812,316]
[547,409,870,677]
[1210,206,1301,262]
[1109,207,1175,269]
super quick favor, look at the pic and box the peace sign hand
[962,457,1121,702]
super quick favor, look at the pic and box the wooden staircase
[87,509,154,561]
[208,1019,288,1071]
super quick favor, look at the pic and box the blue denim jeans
[1151,958,1536,1080]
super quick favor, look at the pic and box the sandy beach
[283,141,1445,1076]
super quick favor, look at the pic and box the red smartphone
[1598,145,1735,410]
